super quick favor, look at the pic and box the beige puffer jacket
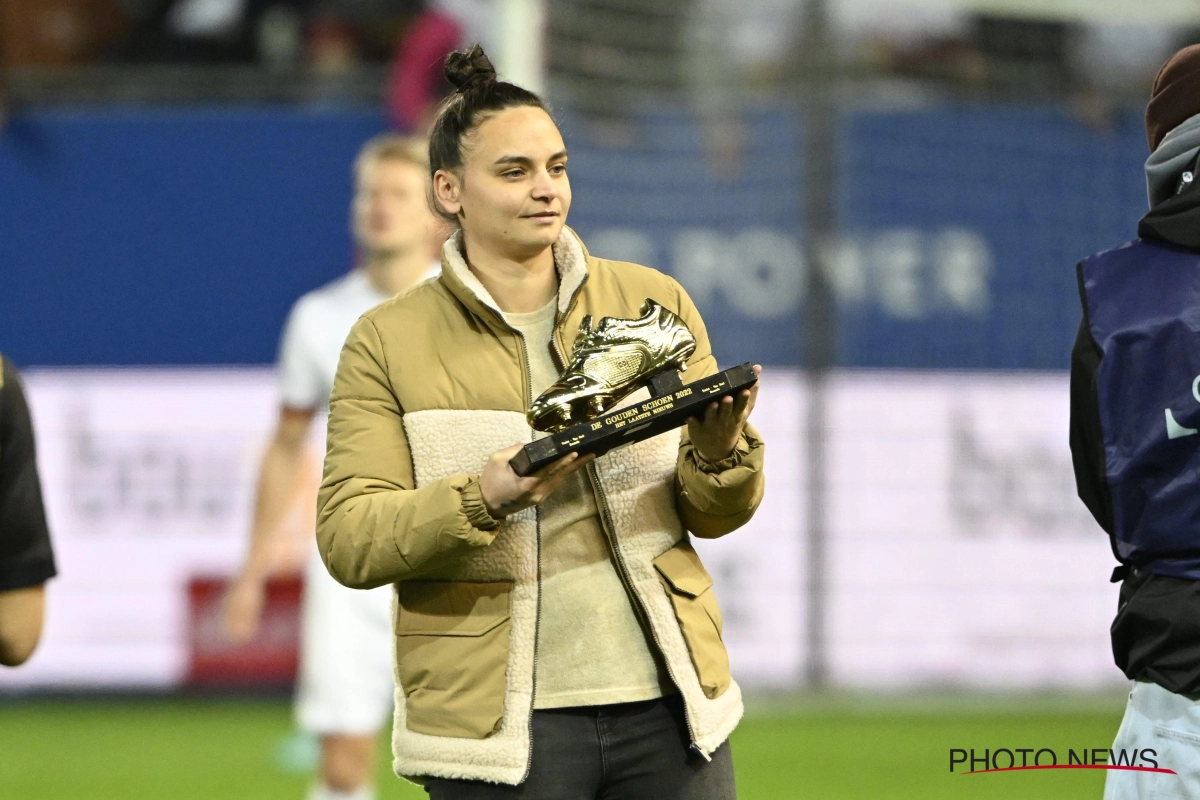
[317,227,765,785]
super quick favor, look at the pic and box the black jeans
[424,695,736,800]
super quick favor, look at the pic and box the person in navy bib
[1072,44,1200,800]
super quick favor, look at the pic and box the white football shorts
[294,549,395,735]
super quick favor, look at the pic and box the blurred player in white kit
[223,134,439,800]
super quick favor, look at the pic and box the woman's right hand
[221,572,267,644]
[479,444,595,519]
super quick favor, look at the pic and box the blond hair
[354,134,429,183]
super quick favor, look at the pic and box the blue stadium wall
[0,104,1147,369]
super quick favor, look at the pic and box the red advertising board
[186,577,303,689]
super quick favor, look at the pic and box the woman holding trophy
[316,44,764,799]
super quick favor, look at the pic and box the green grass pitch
[0,693,1127,799]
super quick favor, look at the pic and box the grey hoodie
[1146,112,1200,208]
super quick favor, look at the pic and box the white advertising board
[0,368,279,688]
[823,371,1121,689]
[0,367,1125,690]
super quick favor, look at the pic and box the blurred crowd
[0,1,1193,94]
[0,0,499,129]
[2,1,1199,138]
[0,0,419,69]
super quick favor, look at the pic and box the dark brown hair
[428,44,549,222]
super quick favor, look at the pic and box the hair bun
[444,44,497,92]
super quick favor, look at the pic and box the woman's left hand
[686,364,762,464]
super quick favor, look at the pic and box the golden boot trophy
[528,299,697,433]
[510,298,757,477]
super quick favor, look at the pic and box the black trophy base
[509,362,758,477]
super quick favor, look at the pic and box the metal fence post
[801,0,837,690]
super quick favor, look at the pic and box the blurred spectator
[125,0,300,62]
[307,0,422,72]
[385,0,495,132]
[842,1,1176,107]
[865,13,1083,92]
[0,353,57,668]
[0,0,128,66]
[848,7,1178,129]
[334,0,422,60]
[121,0,417,65]
[256,2,306,68]
[308,13,359,72]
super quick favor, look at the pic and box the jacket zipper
[546,333,704,756]
[524,503,543,781]
[584,462,704,757]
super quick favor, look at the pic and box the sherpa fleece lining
[439,228,589,320]
[398,409,537,785]
[394,406,742,784]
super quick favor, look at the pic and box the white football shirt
[277,266,438,410]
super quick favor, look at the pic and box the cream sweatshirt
[503,299,669,709]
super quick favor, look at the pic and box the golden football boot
[528,299,697,433]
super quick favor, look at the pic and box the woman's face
[435,106,571,259]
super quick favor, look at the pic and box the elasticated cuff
[677,424,765,518]
[459,476,502,531]
[694,431,753,474]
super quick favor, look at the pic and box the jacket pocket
[395,580,513,739]
[653,541,731,699]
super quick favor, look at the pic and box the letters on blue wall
[0,104,1147,369]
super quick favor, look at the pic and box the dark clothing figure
[0,353,55,592]
[1070,155,1200,696]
